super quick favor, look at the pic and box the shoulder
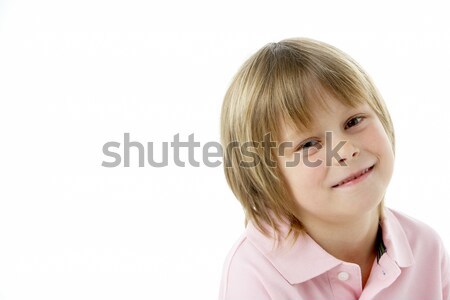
[386,208,450,299]
[387,207,443,244]
[386,207,448,262]
[219,229,275,300]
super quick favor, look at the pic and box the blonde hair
[221,38,395,241]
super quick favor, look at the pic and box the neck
[301,208,380,266]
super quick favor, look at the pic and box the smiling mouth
[332,165,375,188]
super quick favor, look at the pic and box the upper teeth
[338,167,370,186]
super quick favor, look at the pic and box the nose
[338,142,359,165]
[327,132,360,166]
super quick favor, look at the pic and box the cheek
[364,121,395,172]
[281,162,327,198]
[375,123,393,152]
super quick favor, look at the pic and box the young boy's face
[277,93,394,225]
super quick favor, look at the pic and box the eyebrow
[282,131,310,145]
[280,112,351,144]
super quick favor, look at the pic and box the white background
[0,1,449,299]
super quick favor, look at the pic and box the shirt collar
[245,207,415,285]
[380,208,415,268]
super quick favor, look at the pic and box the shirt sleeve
[219,261,272,300]
[219,242,272,300]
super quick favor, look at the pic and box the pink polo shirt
[219,208,450,300]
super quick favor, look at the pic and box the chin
[337,191,384,216]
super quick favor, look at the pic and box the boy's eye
[345,116,364,129]
[297,139,321,151]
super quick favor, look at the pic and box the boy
[219,38,450,300]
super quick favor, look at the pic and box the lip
[331,164,375,188]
